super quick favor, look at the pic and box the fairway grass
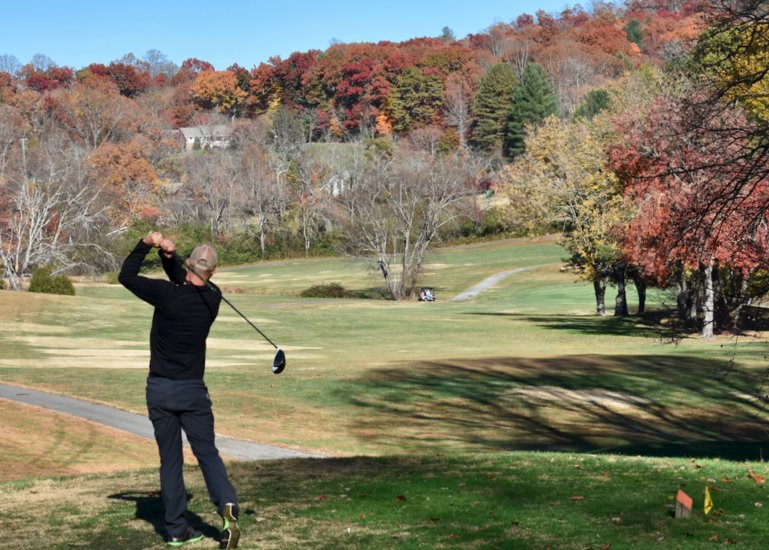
[2,236,769,547]
[2,236,769,458]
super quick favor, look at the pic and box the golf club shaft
[172,253,279,349]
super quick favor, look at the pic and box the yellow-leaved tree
[695,11,769,123]
[498,115,632,315]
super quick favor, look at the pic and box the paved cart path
[0,383,319,461]
[450,265,546,302]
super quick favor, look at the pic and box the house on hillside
[178,125,231,151]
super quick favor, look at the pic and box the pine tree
[504,62,558,159]
[470,62,517,153]
[574,89,610,120]
[624,19,643,49]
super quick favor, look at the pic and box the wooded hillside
[5,0,769,337]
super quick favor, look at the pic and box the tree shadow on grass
[339,354,769,460]
[107,491,219,540]
[467,311,689,340]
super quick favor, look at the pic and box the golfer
[119,231,240,549]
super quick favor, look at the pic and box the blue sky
[1,0,576,71]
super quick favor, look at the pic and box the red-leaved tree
[610,91,769,336]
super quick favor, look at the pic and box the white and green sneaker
[219,503,240,549]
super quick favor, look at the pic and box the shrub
[300,282,349,298]
[28,266,76,296]
[0,278,6,290]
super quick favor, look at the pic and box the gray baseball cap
[187,244,217,274]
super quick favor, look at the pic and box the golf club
[172,252,286,374]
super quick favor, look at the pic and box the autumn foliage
[3,0,751,317]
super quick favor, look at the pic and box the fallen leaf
[396,495,407,502]
[710,535,721,542]
[570,495,585,502]
[317,495,327,501]
[748,470,766,485]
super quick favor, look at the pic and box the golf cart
[418,287,436,302]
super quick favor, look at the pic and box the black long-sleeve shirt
[118,240,221,380]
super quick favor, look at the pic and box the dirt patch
[504,386,651,411]
[0,357,149,369]
[1,322,73,334]
[46,349,148,357]
[14,335,138,348]
[207,338,276,351]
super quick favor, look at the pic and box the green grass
[2,236,769,547]
[2,453,769,548]
[2,237,768,455]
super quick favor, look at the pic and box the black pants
[146,376,238,537]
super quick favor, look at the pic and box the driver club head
[272,348,286,374]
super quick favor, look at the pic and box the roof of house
[178,124,230,140]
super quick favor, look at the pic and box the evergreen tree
[624,19,643,49]
[504,62,558,159]
[574,89,610,120]
[470,62,517,153]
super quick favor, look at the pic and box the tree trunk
[732,276,749,332]
[593,277,606,316]
[259,223,267,258]
[676,275,687,318]
[702,260,715,339]
[632,272,647,314]
[614,267,629,317]
[713,265,730,330]
[677,273,698,326]
[377,259,399,300]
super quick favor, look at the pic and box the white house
[178,125,231,151]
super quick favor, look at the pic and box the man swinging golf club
[119,231,240,549]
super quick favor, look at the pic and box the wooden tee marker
[676,490,693,518]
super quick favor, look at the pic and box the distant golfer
[119,231,240,549]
